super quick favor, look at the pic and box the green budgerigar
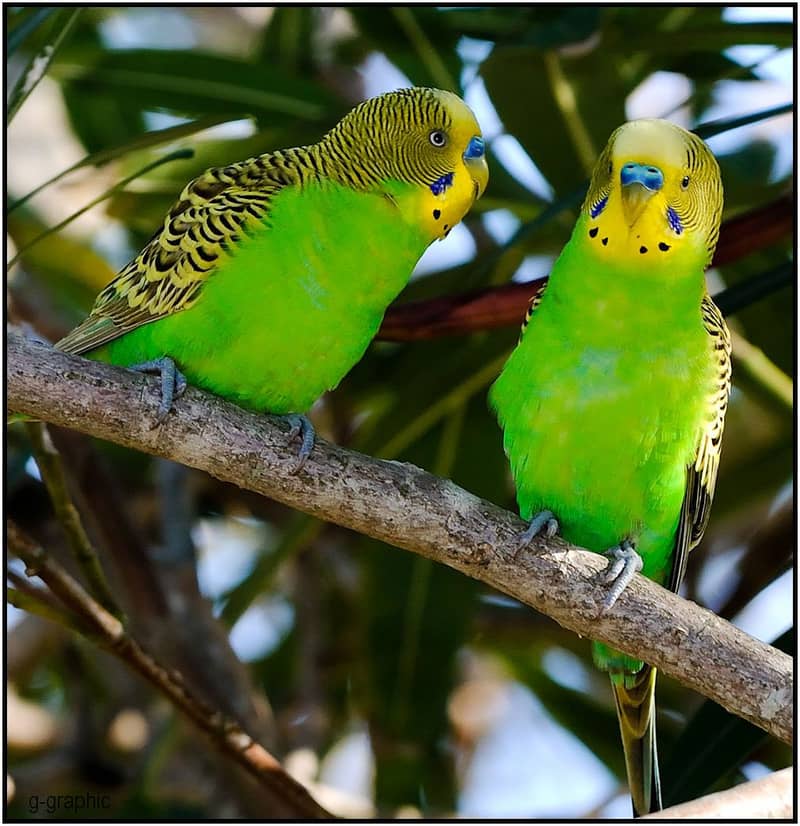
[490,119,730,815]
[53,87,488,467]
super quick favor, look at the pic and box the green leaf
[7,7,56,55]
[255,6,316,74]
[7,8,82,124]
[345,7,463,91]
[362,539,475,809]
[220,513,323,626]
[440,6,602,48]
[7,206,117,316]
[481,46,628,195]
[622,22,794,53]
[51,47,340,123]
[715,262,793,318]
[8,149,194,270]
[696,103,793,139]
[9,113,251,213]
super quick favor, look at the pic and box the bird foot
[599,539,643,613]
[285,414,315,474]
[516,509,559,558]
[21,324,51,347]
[127,357,188,427]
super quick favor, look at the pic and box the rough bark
[7,327,793,746]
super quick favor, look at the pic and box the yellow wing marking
[667,294,732,592]
[55,156,295,356]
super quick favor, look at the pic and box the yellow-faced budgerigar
[490,119,729,815]
[53,88,488,468]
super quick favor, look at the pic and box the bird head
[320,88,488,238]
[582,119,723,267]
[426,88,490,203]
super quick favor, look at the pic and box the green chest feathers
[104,180,429,413]
[490,242,715,582]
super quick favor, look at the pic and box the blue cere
[430,171,454,196]
[620,162,664,192]
[590,195,608,218]
[667,206,683,235]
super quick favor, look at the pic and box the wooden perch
[7,327,793,746]
[644,767,793,819]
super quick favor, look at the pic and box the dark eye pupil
[682,176,690,188]
[431,131,444,146]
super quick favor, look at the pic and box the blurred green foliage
[7,6,793,818]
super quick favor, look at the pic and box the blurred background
[6,6,793,818]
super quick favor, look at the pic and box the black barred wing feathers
[55,154,305,356]
[667,294,732,592]
[518,281,548,342]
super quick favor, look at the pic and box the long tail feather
[611,664,661,816]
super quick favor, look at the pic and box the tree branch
[7,520,332,819]
[645,767,793,819]
[7,327,793,746]
[24,421,121,617]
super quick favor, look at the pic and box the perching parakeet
[53,87,488,467]
[490,119,730,815]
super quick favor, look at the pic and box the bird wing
[667,294,732,592]
[55,156,290,356]
[518,280,548,342]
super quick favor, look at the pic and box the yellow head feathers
[583,118,723,267]
[322,88,487,195]
[319,87,488,240]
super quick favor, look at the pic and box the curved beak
[620,162,663,227]
[464,135,489,200]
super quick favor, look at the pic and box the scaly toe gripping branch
[518,508,560,553]
[285,414,315,474]
[128,357,188,427]
[600,539,643,612]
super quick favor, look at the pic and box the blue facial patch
[667,206,683,235]
[430,172,454,196]
[590,195,608,218]
[464,135,485,159]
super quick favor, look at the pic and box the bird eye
[681,175,690,190]
[608,162,613,175]
[429,130,447,148]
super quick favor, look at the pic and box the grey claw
[285,414,315,474]
[518,509,559,551]
[600,540,643,612]
[128,356,187,427]
[174,372,188,400]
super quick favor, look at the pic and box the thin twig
[6,520,332,819]
[7,584,85,632]
[7,327,793,746]
[24,421,121,617]
[730,328,793,412]
[391,7,458,92]
[543,50,596,176]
